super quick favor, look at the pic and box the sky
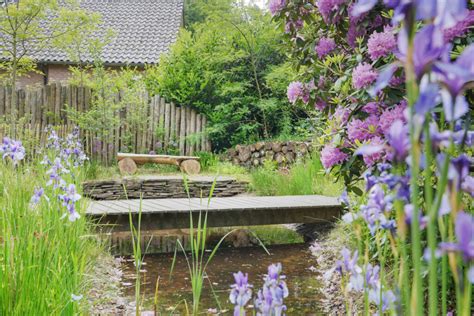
[243,0,267,9]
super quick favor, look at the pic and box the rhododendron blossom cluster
[273,0,473,314]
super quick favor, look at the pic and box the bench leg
[179,160,201,175]
[118,157,138,175]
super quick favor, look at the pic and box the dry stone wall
[83,175,247,200]
[227,141,313,167]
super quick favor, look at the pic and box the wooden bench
[117,153,201,175]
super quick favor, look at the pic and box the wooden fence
[0,83,210,164]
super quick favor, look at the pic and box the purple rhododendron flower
[230,271,252,316]
[315,37,336,58]
[367,28,396,60]
[438,211,474,262]
[320,144,349,169]
[352,63,378,89]
[443,10,474,42]
[331,106,350,125]
[287,81,304,104]
[269,0,286,16]
[361,136,386,166]
[362,102,382,115]
[316,0,345,23]
[379,101,406,135]
[315,99,327,111]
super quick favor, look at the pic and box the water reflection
[121,244,323,314]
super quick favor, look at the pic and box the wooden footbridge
[86,195,342,231]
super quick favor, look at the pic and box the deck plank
[86,195,341,230]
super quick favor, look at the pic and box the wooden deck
[86,195,342,231]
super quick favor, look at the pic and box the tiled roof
[33,0,183,65]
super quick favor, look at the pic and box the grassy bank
[250,154,342,197]
[0,150,101,314]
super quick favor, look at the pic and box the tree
[145,2,302,150]
[0,0,97,125]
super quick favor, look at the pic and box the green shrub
[250,154,342,197]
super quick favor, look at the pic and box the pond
[121,243,323,314]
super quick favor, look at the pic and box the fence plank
[0,86,4,118]
[1,85,210,161]
[179,106,186,155]
[170,102,176,145]
[189,109,196,155]
[196,114,202,152]
[164,102,171,149]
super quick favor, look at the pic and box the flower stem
[424,119,437,316]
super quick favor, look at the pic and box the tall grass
[250,154,342,197]
[0,159,99,315]
[170,177,239,314]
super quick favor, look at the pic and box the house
[16,0,184,88]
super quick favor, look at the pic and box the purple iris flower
[365,263,380,288]
[254,263,288,316]
[360,184,394,235]
[416,0,467,29]
[1,137,26,165]
[438,211,474,262]
[433,45,474,121]
[449,154,471,190]
[30,187,45,205]
[435,44,474,96]
[352,0,378,17]
[430,123,473,149]
[58,184,82,222]
[404,204,428,229]
[387,120,409,162]
[397,25,446,78]
[461,176,474,197]
[414,81,439,116]
[230,271,252,316]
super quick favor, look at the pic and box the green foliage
[145,2,306,150]
[0,155,100,314]
[0,0,96,82]
[250,154,343,197]
[195,151,219,171]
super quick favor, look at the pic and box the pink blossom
[269,0,286,16]
[367,29,396,60]
[361,136,386,166]
[443,10,474,42]
[352,63,378,89]
[362,102,382,115]
[316,0,345,23]
[379,101,407,135]
[287,81,304,104]
[315,37,336,58]
[320,144,349,169]
[315,99,327,111]
[331,106,350,125]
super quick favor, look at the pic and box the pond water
[121,244,324,315]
